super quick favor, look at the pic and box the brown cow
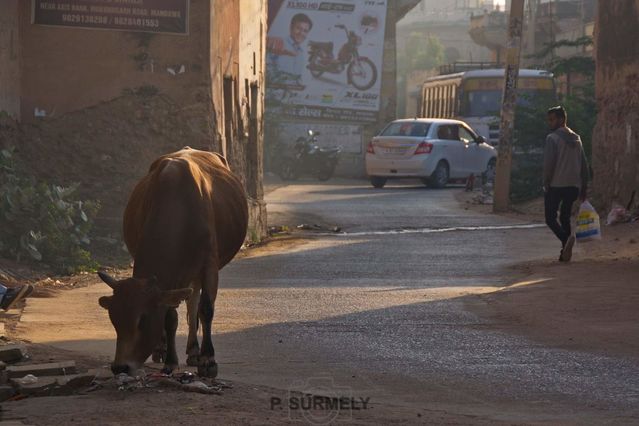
[97,147,248,377]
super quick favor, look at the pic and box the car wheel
[429,161,449,189]
[370,177,387,189]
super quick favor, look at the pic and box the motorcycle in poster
[266,0,387,123]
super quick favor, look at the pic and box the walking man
[543,106,589,262]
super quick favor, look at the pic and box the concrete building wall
[0,0,21,119]
[592,0,639,209]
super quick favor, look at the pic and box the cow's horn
[98,271,118,289]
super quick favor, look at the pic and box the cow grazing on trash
[98,147,248,377]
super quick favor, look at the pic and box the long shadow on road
[32,287,639,424]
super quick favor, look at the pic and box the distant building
[398,0,495,65]
[468,0,595,95]
[397,0,498,117]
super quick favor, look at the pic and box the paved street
[17,180,639,423]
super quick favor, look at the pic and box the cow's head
[97,271,192,375]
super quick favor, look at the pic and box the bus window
[444,85,450,117]
[452,85,458,117]
[463,91,502,117]
[460,77,556,117]
[422,88,428,117]
[440,86,448,118]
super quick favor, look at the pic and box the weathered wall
[0,0,268,245]
[592,0,639,209]
[208,0,267,239]
[210,0,240,159]
[238,0,267,238]
[0,0,21,120]
[17,0,213,127]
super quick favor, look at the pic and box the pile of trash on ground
[0,339,230,401]
[108,370,232,395]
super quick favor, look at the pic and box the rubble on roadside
[606,203,639,225]
[0,333,229,402]
[109,370,231,395]
[467,182,494,206]
[296,223,342,233]
[268,225,290,236]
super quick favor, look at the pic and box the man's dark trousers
[545,186,579,246]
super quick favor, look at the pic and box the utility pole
[493,0,525,213]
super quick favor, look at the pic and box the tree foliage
[510,36,596,201]
[397,33,445,116]
[398,33,445,75]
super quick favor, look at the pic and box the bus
[419,69,556,145]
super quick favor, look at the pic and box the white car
[365,118,497,188]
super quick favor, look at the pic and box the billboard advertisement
[32,0,189,34]
[266,0,388,123]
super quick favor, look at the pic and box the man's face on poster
[290,20,311,45]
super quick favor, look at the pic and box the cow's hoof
[161,364,176,375]
[186,354,199,367]
[152,349,166,363]
[197,358,218,378]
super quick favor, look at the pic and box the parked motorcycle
[277,130,341,182]
[307,24,378,91]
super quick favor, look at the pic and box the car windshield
[381,122,431,137]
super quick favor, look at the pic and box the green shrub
[0,147,100,273]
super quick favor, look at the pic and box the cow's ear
[159,288,193,308]
[99,296,112,310]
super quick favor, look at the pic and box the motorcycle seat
[309,41,334,51]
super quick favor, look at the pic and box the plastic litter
[185,381,211,391]
[18,374,38,385]
[177,371,196,384]
[576,201,602,241]
[101,368,228,395]
[606,203,632,225]
[116,373,136,385]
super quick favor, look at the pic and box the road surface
[17,180,639,424]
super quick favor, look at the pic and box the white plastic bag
[606,203,631,225]
[576,201,602,241]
